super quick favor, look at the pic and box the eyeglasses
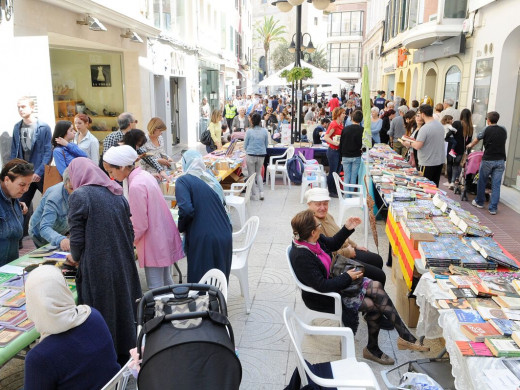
[8,162,34,174]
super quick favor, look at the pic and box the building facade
[326,0,367,88]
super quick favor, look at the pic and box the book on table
[492,295,520,309]
[489,318,520,336]
[455,309,486,323]
[0,308,26,327]
[479,272,520,297]
[449,275,480,289]
[476,305,507,320]
[460,322,501,341]
[512,331,520,347]
[503,308,520,321]
[455,340,493,356]
[0,290,25,308]
[479,246,520,271]
[467,297,500,310]
[429,267,451,279]
[42,252,68,262]
[513,280,520,295]
[470,281,496,297]
[449,287,477,299]
[28,245,59,258]
[0,328,23,347]
[484,337,520,357]
[449,265,479,276]
[436,298,472,310]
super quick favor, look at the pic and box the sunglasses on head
[9,163,34,174]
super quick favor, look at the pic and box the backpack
[286,155,304,184]
[200,130,214,146]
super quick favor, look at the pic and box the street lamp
[272,0,333,142]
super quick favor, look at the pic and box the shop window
[471,58,493,134]
[408,0,418,28]
[384,4,390,42]
[50,48,124,134]
[328,43,361,73]
[328,11,363,37]
[399,0,409,32]
[443,65,461,109]
[153,0,187,40]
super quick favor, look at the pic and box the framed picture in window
[91,65,112,87]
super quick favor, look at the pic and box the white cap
[306,188,330,203]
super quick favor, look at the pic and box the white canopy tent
[258,60,348,87]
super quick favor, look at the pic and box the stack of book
[472,242,520,270]
[431,216,463,237]
[458,219,493,237]
[419,240,462,267]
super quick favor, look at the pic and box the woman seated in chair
[24,265,120,390]
[289,210,429,365]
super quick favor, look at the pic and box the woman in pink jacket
[102,145,184,289]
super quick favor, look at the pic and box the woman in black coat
[289,210,429,365]
[445,108,474,187]
[379,109,395,144]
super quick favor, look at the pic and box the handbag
[331,255,365,297]
[200,129,214,146]
[43,149,65,193]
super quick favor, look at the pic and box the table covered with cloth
[414,273,515,390]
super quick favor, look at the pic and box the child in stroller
[455,150,491,202]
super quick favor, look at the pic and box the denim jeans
[326,148,341,195]
[342,156,361,185]
[475,159,505,212]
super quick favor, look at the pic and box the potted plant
[281,67,313,83]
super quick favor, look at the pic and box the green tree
[254,16,287,77]
[272,42,294,71]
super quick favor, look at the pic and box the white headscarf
[181,150,225,204]
[103,145,138,167]
[25,265,91,340]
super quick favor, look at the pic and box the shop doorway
[170,77,180,145]
[386,74,395,97]
[424,68,437,103]
[505,70,520,189]
[396,71,405,103]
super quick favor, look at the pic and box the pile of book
[432,270,520,358]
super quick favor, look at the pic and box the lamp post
[272,0,333,143]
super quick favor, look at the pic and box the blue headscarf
[181,150,225,204]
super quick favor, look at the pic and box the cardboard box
[393,257,420,328]
[215,161,230,171]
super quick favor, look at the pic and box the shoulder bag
[330,254,365,297]
[43,149,65,193]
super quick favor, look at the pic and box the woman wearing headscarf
[175,150,232,282]
[24,266,120,390]
[103,145,184,289]
[66,157,142,365]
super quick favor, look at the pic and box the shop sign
[397,48,408,67]
[170,51,185,77]
[383,65,396,73]
[413,35,465,63]
[91,65,111,87]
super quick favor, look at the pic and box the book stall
[159,140,246,201]
[366,144,520,389]
[0,247,76,366]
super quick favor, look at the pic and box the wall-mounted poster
[91,65,111,87]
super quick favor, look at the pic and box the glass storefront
[50,48,124,132]
[198,67,220,137]
[444,65,461,109]
[471,58,493,135]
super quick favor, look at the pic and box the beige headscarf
[25,265,91,340]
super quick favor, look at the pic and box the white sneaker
[260,192,265,200]
[442,181,451,187]
[472,200,483,209]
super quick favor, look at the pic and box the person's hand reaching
[344,216,362,230]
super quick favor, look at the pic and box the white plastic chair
[199,268,228,301]
[231,216,260,314]
[265,146,295,190]
[332,172,369,248]
[300,165,327,203]
[284,307,381,390]
[224,173,256,228]
[101,359,133,390]
[286,246,342,326]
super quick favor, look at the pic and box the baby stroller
[136,284,242,389]
[455,151,491,202]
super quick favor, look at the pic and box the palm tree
[254,16,287,77]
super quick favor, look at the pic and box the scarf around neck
[294,239,332,278]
